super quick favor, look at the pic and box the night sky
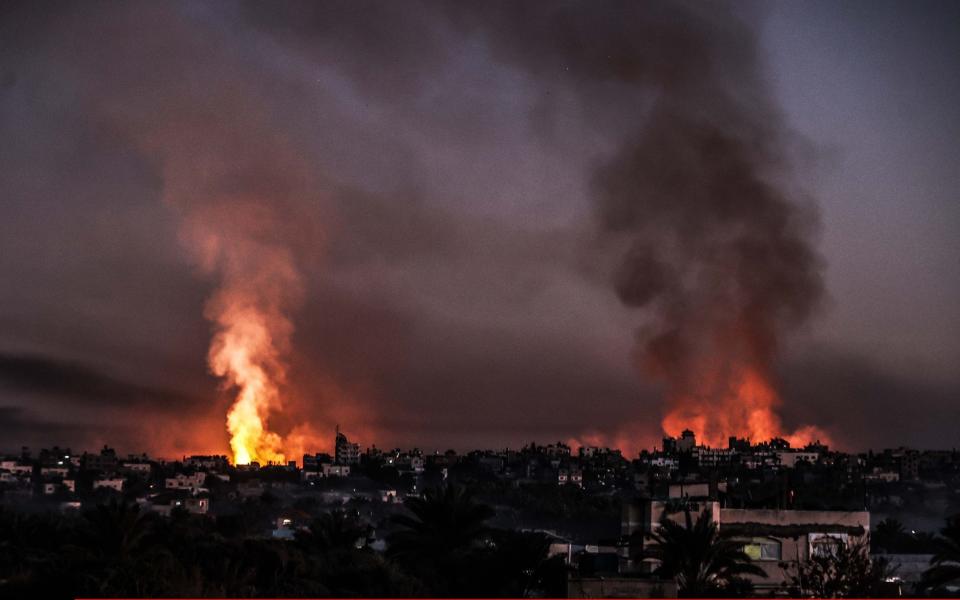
[1,1,958,457]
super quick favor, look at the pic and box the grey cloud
[0,352,199,409]
[0,1,955,456]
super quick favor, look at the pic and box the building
[777,451,820,468]
[389,451,426,473]
[569,469,584,487]
[676,429,696,452]
[476,454,503,473]
[545,442,572,457]
[622,499,870,592]
[184,496,210,514]
[322,464,351,478]
[557,468,584,487]
[694,447,737,468]
[93,477,124,492]
[568,576,677,598]
[335,426,360,465]
[301,462,352,480]
[82,446,118,472]
[667,481,711,499]
[165,472,207,491]
[579,446,618,459]
[864,468,900,483]
[0,460,34,477]
[183,455,229,471]
[38,447,73,467]
[662,437,678,453]
[121,461,152,476]
[896,449,920,481]
[150,491,210,516]
[303,452,333,471]
[647,455,679,470]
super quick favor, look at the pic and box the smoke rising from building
[151,96,325,465]
[414,1,829,446]
[583,9,826,446]
[155,1,829,451]
[180,202,303,465]
[8,1,957,455]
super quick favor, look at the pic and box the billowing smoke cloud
[583,8,826,447]
[131,18,330,464]
[0,1,338,462]
[14,1,958,457]
[236,1,830,449]
[147,102,325,465]
[433,1,829,446]
[179,200,304,465]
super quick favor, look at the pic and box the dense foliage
[785,539,897,598]
[873,517,940,554]
[0,486,563,598]
[921,514,960,594]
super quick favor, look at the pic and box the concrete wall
[718,508,869,531]
[568,577,677,598]
[718,508,870,589]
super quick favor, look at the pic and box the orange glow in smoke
[210,306,286,465]
[567,430,646,458]
[180,200,303,467]
[661,363,829,448]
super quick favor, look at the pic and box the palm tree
[923,514,960,591]
[77,500,179,597]
[388,484,494,562]
[388,484,495,594]
[485,529,556,597]
[0,508,73,596]
[643,508,766,597]
[296,510,368,553]
[873,517,906,553]
[82,500,152,560]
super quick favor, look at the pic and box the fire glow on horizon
[660,365,829,449]
[211,304,286,465]
[158,2,833,461]
[178,200,305,466]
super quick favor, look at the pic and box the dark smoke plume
[452,1,826,443]
[0,0,833,454]
[243,0,827,445]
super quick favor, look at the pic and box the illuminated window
[742,538,781,561]
[810,536,843,558]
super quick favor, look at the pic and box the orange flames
[142,78,334,465]
[210,300,287,465]
[660,363,829,449]
[180,200,304,465]
[567,430,647,458]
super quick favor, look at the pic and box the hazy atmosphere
[1,0,958,458]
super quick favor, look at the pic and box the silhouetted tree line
[0,485,565,598]
[3,486,960,598]
[873,517,941,554]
